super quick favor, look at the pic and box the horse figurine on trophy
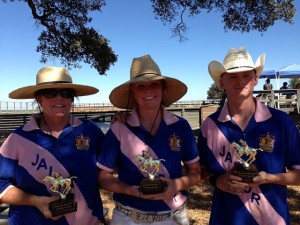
[231,140,263,166]
[135,150,166,194]
[43,172,77,199]
[230,140,263,183]
[43,172,78,216]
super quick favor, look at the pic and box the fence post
[23,115,27,124]
[181,108,185,117]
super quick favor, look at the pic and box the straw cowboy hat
[9,66,99,99]
[208,47,266,88]
[109,54,187,109]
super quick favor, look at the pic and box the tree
[3,0,117,75]
[2,0,297,74]
[151,0,296,42]
[207,83,223,99]
[289,78,300,88]
[207,83,225,109]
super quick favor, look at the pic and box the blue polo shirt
[0,115,104,225]
[97,107,199,212]
[198,99,300,225]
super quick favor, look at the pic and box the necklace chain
[143,107,161,146]
[149,107,161,135]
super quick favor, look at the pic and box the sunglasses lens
[42,89,58,98]
[60,90,75,98]
[40,89,75,99]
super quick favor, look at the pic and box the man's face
[220,70,258,98]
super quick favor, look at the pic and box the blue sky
[1,1,300,104]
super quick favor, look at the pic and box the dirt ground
[101,182,300,225]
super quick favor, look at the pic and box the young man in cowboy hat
[0,67,107,225]
[97,55,200,225]
[197,47,300,225]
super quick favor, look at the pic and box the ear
[219,79,225,90]
[36,96,42,104]
[254,75,259,86]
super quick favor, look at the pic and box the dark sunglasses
[38,89,75,99]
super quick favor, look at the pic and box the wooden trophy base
[233,163,258,183]
[139,177,165,194]
[49,193,77,217]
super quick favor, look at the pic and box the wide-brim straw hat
[208,47,266,88]
[109,55,187,109]
[9,66,99,99]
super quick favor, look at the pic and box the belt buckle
[173,203,186,215]
[116,204,131,216]
[131,211,139,223]
[131,211,171,223]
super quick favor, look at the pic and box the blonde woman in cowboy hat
[0,67,107,225]
[197,47,300,225]
[97,55,200,225]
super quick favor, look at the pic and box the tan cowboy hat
[9,66,99,99]
[109,55,187,109]
[208,47,266,88]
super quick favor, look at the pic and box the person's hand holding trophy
[135,151,166,194]
[43,172,77,217]
[231,140,263,183]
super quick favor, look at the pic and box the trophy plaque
[43,172,77,216]
[231,140,263,183]
[135,151,166,194]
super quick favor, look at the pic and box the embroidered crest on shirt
[259,132,275,152]
[75,134,90,150]
[168,134,181,151]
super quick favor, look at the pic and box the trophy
[135,151,166,194]
[231,140,263,183]
[43,172,77,216]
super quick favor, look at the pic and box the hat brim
[9,83,99,99]
[208,53,266,88]
[109,74,187,109]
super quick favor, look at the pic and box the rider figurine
[142,150,152,160]
[52,172,63,180]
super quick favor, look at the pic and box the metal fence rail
[0,107,212,139]
[0,100,220,114]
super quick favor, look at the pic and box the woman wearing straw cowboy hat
[0,67,107,225]
[197,47,300,225]
[97,55,200,225]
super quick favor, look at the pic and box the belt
[115,202,185,223]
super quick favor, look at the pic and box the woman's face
[36,88,74,118]
[131,80,163,110]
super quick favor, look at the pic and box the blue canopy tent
[260,69,276,79]
[278,64,300,79]
[260,64,300,89]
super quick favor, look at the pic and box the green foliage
[5,0,117,75]
[289,78,300,88]
[207,83,223,99]
[151,0,296,42]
